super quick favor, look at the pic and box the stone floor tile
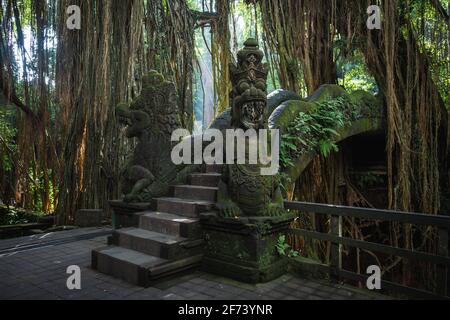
[0,228,390,301]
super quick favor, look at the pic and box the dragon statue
[215,38,285,218]
[202,38,382,284]
[116,70,192,203]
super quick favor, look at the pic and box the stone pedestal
[200,212,295,283]
[109,200,153,229]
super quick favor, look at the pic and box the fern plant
[279,96,361,170]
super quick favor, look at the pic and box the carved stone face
[116,70,181,139]
[238,99,266,130]
[230,38,268,130]
[243,101,264,124]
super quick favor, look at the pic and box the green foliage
[0,107,17,173]
[186,0,200,10]
[334,43,378,93]
[280,96,360,169]
[0,205,43,225]
[406,0,450,107]
[0,207,30,225]
[276,235,299,258]
[28,168,57,213]
[318,139,339,158]
[276,235,289,255]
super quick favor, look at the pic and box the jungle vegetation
[0,0,449,292]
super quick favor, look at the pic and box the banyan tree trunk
[258,0,337,95]
[55,0,144,224]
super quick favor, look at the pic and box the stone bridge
[211,84,384,183]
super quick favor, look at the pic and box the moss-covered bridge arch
[268,85,384,185]
[210,84,384,188]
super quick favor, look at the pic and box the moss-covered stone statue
[215,38,285,218]
[202,39,383,284]
[116,70,190,203]
[202,39,295,284]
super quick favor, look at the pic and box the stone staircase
[92,166,222,287]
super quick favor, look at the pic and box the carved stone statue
[215,38,285,217]
[116,70,188,203]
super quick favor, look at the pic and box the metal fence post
[330,215,342,281]
[437,227,449,296]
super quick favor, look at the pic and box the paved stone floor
[0,228,387,300]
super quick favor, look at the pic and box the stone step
[139,211,200,238]
[173,185,218,202]
[189,173,222,187]
[92,246,202,287]
[205,164,223,173]
[156,197,215,218]
[112,228,202,260]
[108,201,152,228]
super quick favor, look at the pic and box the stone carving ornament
[216,38,285,217]
[116,71,191,203]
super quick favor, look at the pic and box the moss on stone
[306,84,348,103]
[269,100,318,131]
[271,85,384,184]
